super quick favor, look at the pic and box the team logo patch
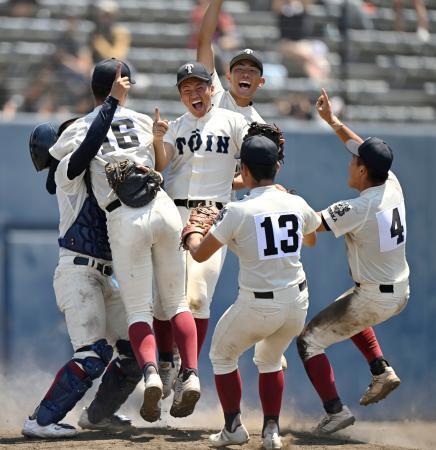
[328,201,351,222]
[185,63,194,74]
[244,49,254,55]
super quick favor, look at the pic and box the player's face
[227,61,265,100]
[179,78,214,118]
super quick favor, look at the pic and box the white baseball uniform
[211,71,265,124]
[51,105,189,327]
[208,186,321,374]
[153,106,249,320]
[53,153,128,352]
[300,171,410,360]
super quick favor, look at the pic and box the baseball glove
[105,159,163,208]
[180,205,219,250]
[244,122,285,162]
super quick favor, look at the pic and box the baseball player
[297,89,409,434]
[152,62,249,389]
[23,71,142,438]
[49,58,200,421]
[183,135,320,449]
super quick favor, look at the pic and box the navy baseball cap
[347,137,393,176]
[176,62,212,87]
[91,58,135,91]
[229,49,263,75]
[236,135,279,165]
[29,122,57,171]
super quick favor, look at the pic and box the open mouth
[239,80,251,90]
[192,99,203,112]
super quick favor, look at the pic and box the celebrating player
[297,89,409,434]
[182,134,320,449]
[23,70,142,438]
[197,0,265,123]
[49,58,200,422]
[152,62,249,393]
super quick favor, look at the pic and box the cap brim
[345,139,360,155]
[177,74,211,87]
[230,55,263,73]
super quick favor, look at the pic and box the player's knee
[74,338,113,379]
[210,349,238,375]
[297,332,310,362]
[189,294,210,318]
[254,356,282,373]
[297,331,325,362]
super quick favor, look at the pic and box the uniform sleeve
[232,113,250,151]
[162,120,177,160]
[49,120,88,161]
[297,196,322,235]
[321,197,366,238]
[211,70,225,97]
[54,154,84,195]
[210,204,239,245]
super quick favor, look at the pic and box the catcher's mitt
[180,205,219,250]
[105,159,163,208]
[244,122,285,162]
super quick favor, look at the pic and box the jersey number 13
[255,212,302,260]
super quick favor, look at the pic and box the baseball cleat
[262,420,282,449]
[158,361,177,399]
[140,369,163,423]
[360,367,401,406]
[209,423,250,447]
[22,417,77,438]
[314,405,355,434]
[77,407,132,431]
[170,370,201,418]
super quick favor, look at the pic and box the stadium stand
[0,0,435,123]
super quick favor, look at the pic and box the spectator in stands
[9,0,38,17]
[189,0,241,74]
[273,0,330,80]
[89,0,131,63]
[394,0,430,43]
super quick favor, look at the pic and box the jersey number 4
[101,119,140,153]
[376,202,406,253]
[255,212,302,260]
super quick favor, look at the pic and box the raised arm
[197,0,225,73]
[316,88,364,146]
[67,63,130,179]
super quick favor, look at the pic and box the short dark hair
[241,161,277,182]
[356,156,389,184]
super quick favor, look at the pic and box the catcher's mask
[29,122,58,171]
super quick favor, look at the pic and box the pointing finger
[115,62,122,80]
[154,107,160,122]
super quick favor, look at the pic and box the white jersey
[210,185,321,291]
[163,106,248,203]
[54,153,88,258]
[322,171,409,284]
[211,70,265,124]
[50,105,154,210]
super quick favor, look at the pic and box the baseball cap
[29,122,57,171]
[229,49,263,75]
[91,58,135,91]
[176,62,212,87]
[346,137,393,176]
[236,135,279,165]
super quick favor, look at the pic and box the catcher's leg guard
[86,340,142,424]
[35,339,112,426]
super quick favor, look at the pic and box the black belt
[174,199,224,210]
[73,256,113,277]
[254,280,307,299]
[355,282,394,293]
[106,199,122,213]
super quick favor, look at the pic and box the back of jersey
[211,185,320,292]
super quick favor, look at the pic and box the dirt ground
[2,421,435,450]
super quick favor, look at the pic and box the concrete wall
[1,120,435,419]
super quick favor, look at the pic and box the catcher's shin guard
[86,340,142,424]
[35,339,112,426]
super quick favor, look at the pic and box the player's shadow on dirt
[285,428,367,446]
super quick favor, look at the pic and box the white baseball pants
[54,256,128,351]
[299,280,410,361]
[106,190,190,327]
[210,283,309,375]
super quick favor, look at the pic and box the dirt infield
[2,421,435,450]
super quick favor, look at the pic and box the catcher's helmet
[29,122,58,171]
